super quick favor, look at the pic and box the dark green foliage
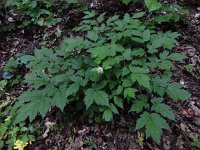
[0,0,80,28]
[0,116,35,149]
[8,12,191,143]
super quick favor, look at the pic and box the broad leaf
[135,112,170,143]
[143,29,150,42]
[115,86,123,95]
[144,0,162,12]
[103,109,113,121]
[87,31,98,42]
[53,92,68,111]
[167,53,186,61]
[151,98,175,120]
[110,103,119,114]
[65,83,80,97]
[122,0,131,5]
[124,88,137,98]
[166,83,191,101]
[131,73,151,89]
[132,12,146,19]
[130,95,149,113]
[114,96,124,109]
[84,89,110,109]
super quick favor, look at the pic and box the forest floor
[0,1,200,150]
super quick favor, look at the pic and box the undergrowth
[0,0,191,149]
[12,11,191,144]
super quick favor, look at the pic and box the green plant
[0,0,5,17]
[121,0,188,24]
[0,80,7,91]
[122,0,140,5]
[191,139,200,149]
[0,116,35,149]
[1,0,80,28]
[185,64,196,74]
[11,12,191,144]
[84,140,97,150]
[122,0,162,12]
[0,80,8,99]
[4,0,59,27]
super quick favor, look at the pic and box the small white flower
[180,80,185,85]
[96,67,104,74]
[90,3,94,8]
[8,17,14,22]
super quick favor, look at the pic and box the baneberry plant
[11,12,190,143]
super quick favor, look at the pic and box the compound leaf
[135,112,170,143]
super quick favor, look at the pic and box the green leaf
[103,108,113,121]
[122,49,132,60]
[132,12,146,19]
[129,66,148,74]
[122,78,132,87]
[87,31,98,42]
[29,1,37,8]
[110,103,119,114]
[124,88,137,98]
[151,98,175,120]
[135,112,170,143]
[130,95,149,113]
[84,89,110,109]
[166,83,191,101]
[65,83,80,97]
[83,11,96,19]
[103,58,117,69]
[154,14,174,23]
[88,44,123,64]
[62,37,84,52]
[106,15,119,24]
[0,80,7,90]
[14,102,37,124]
[122,0,131,5]
[159,51,169,60]
[132,48,145,57]
[122,67,130,76]
[53,92,68,111]
[158,60,173,70]
[93,80,108,90]
[15,91,52,123]
[167,53,187,61]
[97,13,106,23]
[153,85,165,97]
[25,71,50,88]
[38,98,51,118]
[115,86,123,95]
[131,73,151,89]
[124,13,131,22]
[67,0,81,3]
[143,29,150,42]
[114,96,123,109]
[144,0,162,12]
